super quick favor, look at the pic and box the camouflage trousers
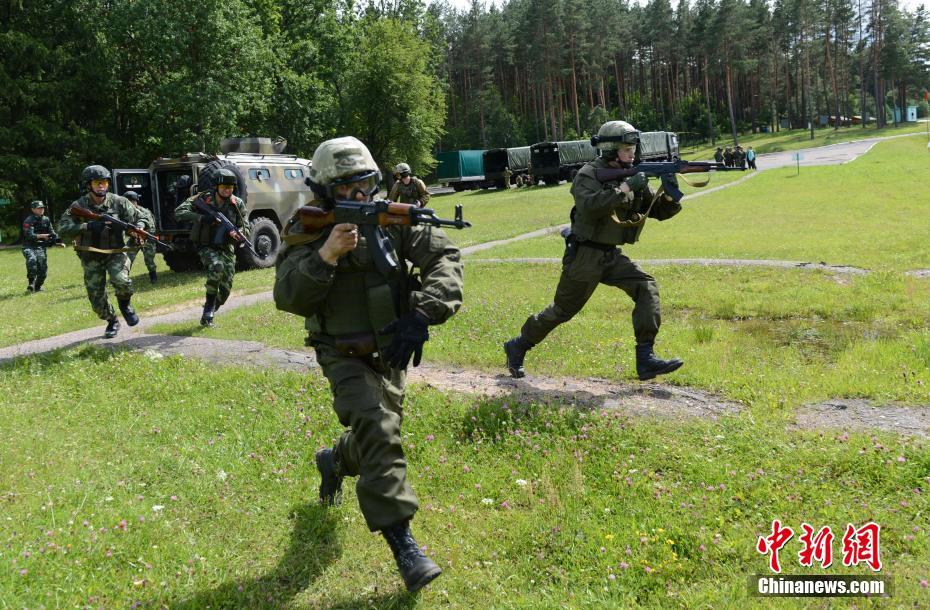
[197,247,235,306]
[78,252,133,320]
[521,243,661,346]
[127,242,157,273]
[314,344,417,532]
[22,247,48,285]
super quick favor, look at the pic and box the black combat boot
[148,270,157,284]
[315,448,343,506]
[27,277,35,292]
[117,298,140,326]
[635,342,683,381]
[200,293,216,327]
[381,520,442,592]
[104,317,120,339]
[503,335,534,378]
[34,279,45,292]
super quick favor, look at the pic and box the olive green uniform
[22,214,57,288]
[519,156,681,346]
[127,205,158,273]
[274,216,462,532]
[174,193,249,307]
[58,193,142,320]
[388,177,430,206]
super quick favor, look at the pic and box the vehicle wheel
[163,251,202,272]
[544,176,559,186]
[198,159,249,203]
[452,183,465,192]
[237,216,280,269]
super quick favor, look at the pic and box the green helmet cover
[308,137,381,200]
[590,121,640,151]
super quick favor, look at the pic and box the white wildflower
[515,479,528,487]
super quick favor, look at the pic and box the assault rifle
[69,206,173,250]
[595,160,744,201]
[192,197,258,258]
[298,199,471,277]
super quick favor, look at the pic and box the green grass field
[682,121,929,160]
[2,129,930,606]
[1,349,927,607]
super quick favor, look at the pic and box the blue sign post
[791,152,804,175]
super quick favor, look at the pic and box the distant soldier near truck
[123,190,159,284]
[388,162,430,207]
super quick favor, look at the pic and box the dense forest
[1,0,928,223]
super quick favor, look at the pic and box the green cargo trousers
[521,242,661,346]
[197,247,236,306]
[22,247,48,284]
[78,252,133,320]
[127,242,157,273]
[314,344,417,532]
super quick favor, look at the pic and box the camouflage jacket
[22,214,56,248]
[388,177,430,206]
[58,193,142,253]
[569,156,681,246]
[174,192,249,252]
[274,208,463,354]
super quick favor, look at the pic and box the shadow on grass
[167,502,349,609]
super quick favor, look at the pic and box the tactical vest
[23,215,52,248]
[190,194,243,247]
[72,199,128,251]
[393,179,423,204]
[570,161,649,246]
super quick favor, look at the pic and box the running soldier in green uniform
[21,201,60,292]
[503,120,684,381]
[274,137,463,592]
[123,191,158,283]
[58,165,143,338]
[388,162,430,207]
[174,169,250,327]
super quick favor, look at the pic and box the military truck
[111,137,313,271]
[529,140,597,185]
[436,150,486,191]
[639,131,680,162]
[483,146,531,189]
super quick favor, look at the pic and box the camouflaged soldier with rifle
[21,200,61,292]
[387,162,430,207]
[58,165,145,338]
[123,191,159,284]
[274,136,463,593]
[174,169,250,327]
[503,120,684,381]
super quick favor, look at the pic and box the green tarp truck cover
[437,150,485,181]
[506,146,531,170]
[639,131,678,160]
[557,140,597,165]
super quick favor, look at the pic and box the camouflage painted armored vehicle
[111,137,313,271]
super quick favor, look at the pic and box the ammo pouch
[76,223,126,250]
[333,332,378,357]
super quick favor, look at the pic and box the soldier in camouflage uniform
[503,120,684,381]
[21,200,60,292]
[123,191,159,284]
[58,165,144,339]
[274,137,463,593]
[174,169,250,327]
[388,162,430,207]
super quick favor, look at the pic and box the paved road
[740,131,925,170]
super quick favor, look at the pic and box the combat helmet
[393,162,411,177]
[307,136,381,201]
[30,200,45,209]
[590,121,640,158]
[123,190,140,202]
[215,168,238,188]
[80,164,111,188]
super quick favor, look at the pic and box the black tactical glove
[625,172,648,192]
[380,311,430,369]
